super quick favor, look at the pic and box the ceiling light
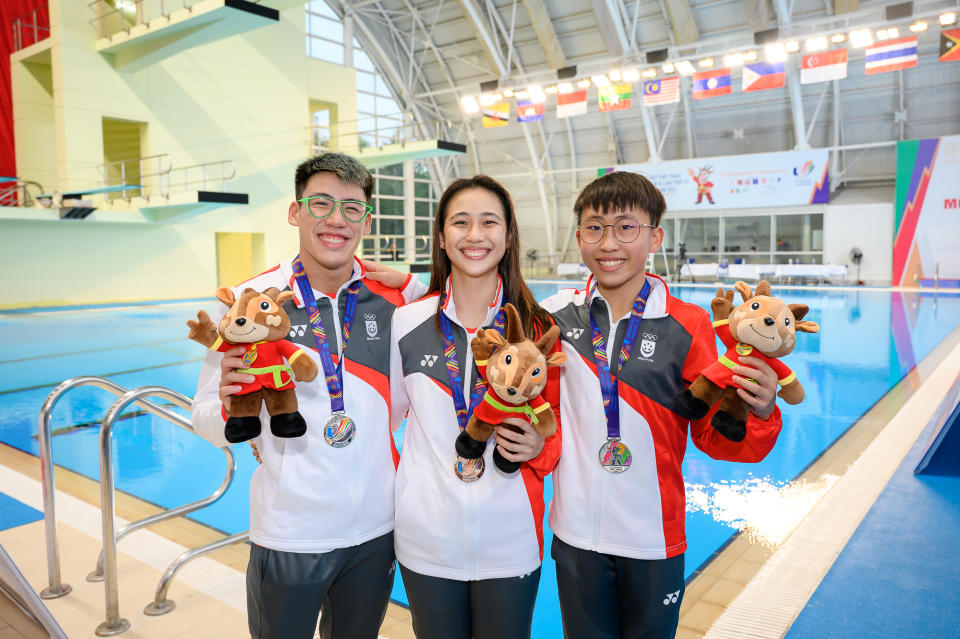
[460,96,479,114]
[609,69,622,81]
[558,82,574,94]
[527,85,546,103]
[941,12,957,26]
[591,74,611,87]
[698,57,715,68]
[723,53,743,67]
[622,68,640,82]
[545,85,558,94]
[675,60,696,75]
[887,27,899,38]
[765,42,788,62]
[662,62,675,73]
[805,36,828,51]
[909,21,928,32]
[785,40,800,52]
[577,79,591,88]
[478,94,497,106]
[742,50,758,62]
[831,33,846,43]
[849,28,873,48]
[642,67,658,78]
[514,90,529,99]
[502,88,514,97]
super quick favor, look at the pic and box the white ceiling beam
[456,0,508,77]
[520,0,566,69]
[591,0,630,57]
[743,0,773,33]
[661,0,700,44]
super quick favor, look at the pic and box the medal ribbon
[439,291,507,431]
[588,279,652,440]
[292,256,361,414]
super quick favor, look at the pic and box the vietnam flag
[692,68,732,99]
[598,84,632,112]
[941,28,960,62]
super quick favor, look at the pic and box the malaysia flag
[865,36,918,75]
[641,77,680,106]
[742,62,785,91]
[692,68,732,99]
[801,48,848,83]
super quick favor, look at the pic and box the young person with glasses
[388,175,560,639]
[191,153,425,639]
[538,171,784,639]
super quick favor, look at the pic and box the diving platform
[93,0,279,72]
[356,139,467,170]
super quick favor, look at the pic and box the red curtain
[1,1,48,189]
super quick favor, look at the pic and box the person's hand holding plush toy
[673,280,819,441]
[188,287,319,443]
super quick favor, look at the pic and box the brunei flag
[482,103,510,128]
[941,28,960,62]
[598,84,632,112]
[692,68,732,99]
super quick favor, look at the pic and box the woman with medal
[539,171,783,639]
[389,175,559,639]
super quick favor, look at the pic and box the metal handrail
[37,376,204,599]
[95,385,234,636]
[86,406,237,583]
[143,531,249,616]
[12,6,50,52]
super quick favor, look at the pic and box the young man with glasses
[539,171,783,638]
[191,153,425,639]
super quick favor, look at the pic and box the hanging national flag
[865,36,918,74]
[940,28,960,62]
[598,84,632,112]
[482,103,510,128]
[692,68,732,99]
[556,90,588,118]
[641,77,680,106]
[742,62,786,91]
[516,101,545,122]
[801,48,848,83]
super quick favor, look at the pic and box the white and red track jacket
[540,274,783,560]
[389,276,561,580]
[192,258,425,553]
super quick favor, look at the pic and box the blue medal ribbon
[588,279,652,440]
[439,291,507,431]
[291,256,361,414]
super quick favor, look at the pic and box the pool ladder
[37,376,249,636]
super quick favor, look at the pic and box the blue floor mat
[786,412,960,638]
[0,492,43,531]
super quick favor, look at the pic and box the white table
[679,263,718,280]
[556,263,589,279]
[774,264,848,283]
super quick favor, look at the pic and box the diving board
[36,184,142,199]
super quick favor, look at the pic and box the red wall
[1,1,49,184]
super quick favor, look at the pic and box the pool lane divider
[0,358,204,396]
[704,331,960,638]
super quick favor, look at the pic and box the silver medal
[598,438,632,473]
[324,412,356,447]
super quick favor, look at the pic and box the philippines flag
[692,68,732,99]
[742,62,785,91]
[801,48,848,83]
[556,90,588,118]
[516,100,544,122]
[865,36,918,75]
[641,77,680,106]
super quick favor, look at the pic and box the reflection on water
[685,474,840,547]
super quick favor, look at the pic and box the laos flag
[692,68,732,99]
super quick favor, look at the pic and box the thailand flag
[865,37,918,75]
[742,62,785,92]
[692,68,732,99]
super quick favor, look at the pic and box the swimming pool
[1,283,958,637]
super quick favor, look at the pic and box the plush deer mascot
[673,280,819,441]
[187,287,319,443]
[455,303,566,474]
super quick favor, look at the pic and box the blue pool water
[1,283,958,637]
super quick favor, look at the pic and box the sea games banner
[893,135,960,287]
[602,148,830,211]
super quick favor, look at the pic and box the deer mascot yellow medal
[673,280,819,441]
[187,287,319,443]
[455,303,566,474]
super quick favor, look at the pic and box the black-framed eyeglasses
[578,220,657,244]
[297,196,372,222]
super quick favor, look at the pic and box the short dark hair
[294,153,373,201]
[573,171,666,227]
